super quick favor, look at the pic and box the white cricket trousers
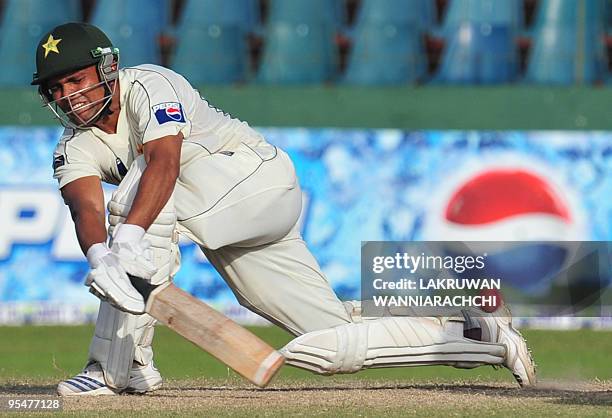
[176,141,351,335]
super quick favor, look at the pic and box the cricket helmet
[32,22,120,128]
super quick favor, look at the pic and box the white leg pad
[280,317,506,375]
[88,301,157,389]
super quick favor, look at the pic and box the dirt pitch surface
[1,378,611,417]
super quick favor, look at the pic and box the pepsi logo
[152,102,186,125]
[165,106,183,121]
[423,163,586,242]
[445,169,571,226]
[423,161,587,295]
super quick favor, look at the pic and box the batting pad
[280,316,506,374]
[88,301,156,389]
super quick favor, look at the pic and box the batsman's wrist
[113,223,146,243]
[86,242,110,268]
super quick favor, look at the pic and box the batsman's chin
[68,110,94,125]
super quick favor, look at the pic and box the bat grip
[128,275,158,302]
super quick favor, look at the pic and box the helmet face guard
[40,47,120,129]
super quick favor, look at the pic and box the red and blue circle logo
[152,102,186,124]
[165,106,184,121]
[423,164,586,293]
[424,165,585,241]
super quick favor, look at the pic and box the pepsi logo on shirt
[152,102,186,124]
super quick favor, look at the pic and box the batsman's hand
[110,224,157,281]
[85,252,146,314]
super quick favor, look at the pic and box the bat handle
[128,275,158,303]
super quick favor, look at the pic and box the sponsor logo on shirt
[152,102,186,124]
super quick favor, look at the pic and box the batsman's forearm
[72,209,108,255]
[124,159,178,230]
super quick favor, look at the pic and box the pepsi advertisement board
[0,128,610,327]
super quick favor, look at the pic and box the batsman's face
[46,66,108,125]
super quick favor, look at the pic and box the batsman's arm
[61,176,107,255]
[123,133,183,231]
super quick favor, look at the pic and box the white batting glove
[110,224,157,281]
[84,252,146,314]
[86,242,111,269]
[85,243,112,300]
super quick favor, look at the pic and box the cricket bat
[129,276,285,388]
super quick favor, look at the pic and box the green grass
[0,327,610,417]
[0,326,610,383]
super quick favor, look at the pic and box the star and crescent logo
[42,34,62,58]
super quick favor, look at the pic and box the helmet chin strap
[81,78,117,126]
[90,49,120,124]
[78,85,117,127]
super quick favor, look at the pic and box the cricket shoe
[479,304,537,387]
[57,361,162,396]
[123,362,164,394]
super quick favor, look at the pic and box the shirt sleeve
[53,134,104,189]
[128,73,192,145]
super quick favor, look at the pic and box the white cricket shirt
[53,64,265,188]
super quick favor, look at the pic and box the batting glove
[85,252,146,314]
[110,224,157,281]
[86,242,111,269]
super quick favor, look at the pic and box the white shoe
[481,304,537,387]
[57,362,116,396]
[124,362,163,393]
[57,362,162,396]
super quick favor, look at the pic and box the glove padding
[85,252,146,314]
[84,224,157,314]
[110,224,157,281]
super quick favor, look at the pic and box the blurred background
[4,0,612,86]
[0,0,610,330]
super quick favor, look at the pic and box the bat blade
[131,278,284,387]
